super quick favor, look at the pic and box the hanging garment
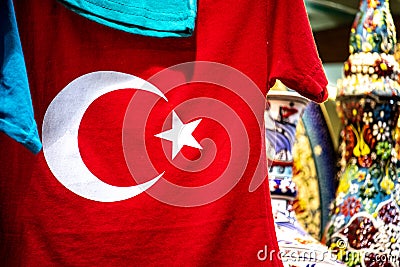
[0,0,41,153]
[0,0,327,265]
[58,0,197,37]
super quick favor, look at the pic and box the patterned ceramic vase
[325,95,400,267]
[266,90,344,267]
[324,1,400,266]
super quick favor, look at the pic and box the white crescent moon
[42,71,166,202]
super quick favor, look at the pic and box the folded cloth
[58,0,197,37]
[0,0,42,154]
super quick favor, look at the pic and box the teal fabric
[58,0,197,37]
[1,0,42,154]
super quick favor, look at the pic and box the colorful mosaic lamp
[266,90,344,267]
[324,1,400,266]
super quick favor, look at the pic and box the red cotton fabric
[0,0,327,266]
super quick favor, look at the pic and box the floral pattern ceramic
[337,0,400,97]
[292,120,322,239]
[349,0,396,55]
[266,91,344,267]
[325,95,400,267]
[293,102,339,238]
[325,1,400,266]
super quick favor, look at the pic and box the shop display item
[325,1,400,266]
[266,90,344,267]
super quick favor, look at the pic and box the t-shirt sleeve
[266,0,328,103]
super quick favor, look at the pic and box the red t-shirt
[1,0,327,266]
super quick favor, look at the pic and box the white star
[155,111,202,159]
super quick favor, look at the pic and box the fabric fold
[0,0,42,154]
[58,0,197,37]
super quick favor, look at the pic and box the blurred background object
[307,0,400,61]
[272,0,400,238]
[307,0,400,151]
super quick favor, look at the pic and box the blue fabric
[0,0,42,154]
[58,0,197,37]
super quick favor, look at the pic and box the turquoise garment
[58,0,197,37]
[0,0,42,154]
